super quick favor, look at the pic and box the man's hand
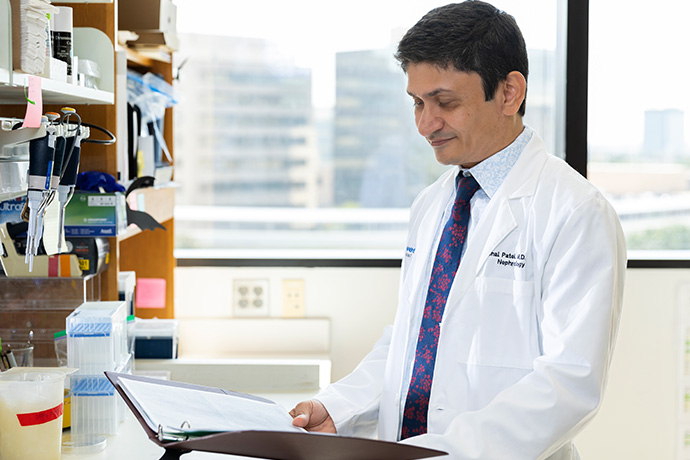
[289,399,336,433]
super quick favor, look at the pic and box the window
[173,0,566,260]
[588,0,690,259]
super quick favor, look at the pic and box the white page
[119,378,306,435]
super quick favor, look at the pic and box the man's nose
[416,106,443,138]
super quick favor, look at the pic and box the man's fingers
[289,399,336,433]
[291,413,309,427]
[289,401,313,427]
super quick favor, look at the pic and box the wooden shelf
[125,48,155,68]
[119,186,176,241]
[0,1,177,318]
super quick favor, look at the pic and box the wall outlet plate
[282,279,306,318]
[233,279,270,317]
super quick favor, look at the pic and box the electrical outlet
[282,279,306,318]
[233,279,270,317]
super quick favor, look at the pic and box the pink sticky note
[22,76,43,128]
[136,278,167,309]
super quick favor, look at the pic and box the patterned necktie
[400,173,480,440]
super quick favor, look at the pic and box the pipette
[56,108,82,253]
[25,115,57,271]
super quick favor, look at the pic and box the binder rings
[105,372,447,460]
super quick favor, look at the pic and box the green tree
[627,225,690,250]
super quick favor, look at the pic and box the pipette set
[18,107,115,271]
[23,108,84,271]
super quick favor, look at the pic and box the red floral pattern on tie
[400,174,480,440]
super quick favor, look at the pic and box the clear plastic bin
[70,353,132,436]
[70,374,119,435]
[0,275,100,367]
[118,271,136,316]
[67,301,127,373]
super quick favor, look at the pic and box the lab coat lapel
[449,192,517,308]
[406,171,456,305]
[444,135,548,317]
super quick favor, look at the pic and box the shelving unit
[0,1,176,319]
[0,25,115,104]
[0,71,114,104]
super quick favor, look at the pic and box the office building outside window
[173,0,564,260]
[588,0,690,259]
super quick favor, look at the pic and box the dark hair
[395,1,528,116]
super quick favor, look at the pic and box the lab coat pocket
[463,277,538,370]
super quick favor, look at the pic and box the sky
[173,0,690,152]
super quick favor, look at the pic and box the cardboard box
[119,0,177,34]
[64,193,127,237]
[127,32,179,52]
[119,0,178,51]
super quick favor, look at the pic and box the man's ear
[501,71,526,116]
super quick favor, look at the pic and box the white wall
[175,266,689,458]
[575,268,687,459]
[175,266,400,381]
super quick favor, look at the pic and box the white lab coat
[316,133,626,459]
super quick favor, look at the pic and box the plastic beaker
[0,368,74,460]
[6,343,34,367]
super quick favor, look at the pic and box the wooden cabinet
[0,0,176,318]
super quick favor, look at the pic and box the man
[290,2,626,458]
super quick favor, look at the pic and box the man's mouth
[427,136,455,147]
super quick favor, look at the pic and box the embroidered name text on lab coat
[489,251,526,269]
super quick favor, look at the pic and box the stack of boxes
[66,301,132,435]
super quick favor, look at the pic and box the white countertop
[60,392,316,460]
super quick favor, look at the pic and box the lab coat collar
[464,126,534,199]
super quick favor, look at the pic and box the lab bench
[61,391,316,460]
[60,357,329,459]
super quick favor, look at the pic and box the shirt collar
[459,125,534,198]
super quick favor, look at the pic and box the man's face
[406,63,508,168]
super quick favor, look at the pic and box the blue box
[0,196,26,225]
[133,319,178,359]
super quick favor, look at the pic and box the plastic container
[118,271,136,316]
[53,331,68,367]
[61,434,106,455]
[5,342,35,367]
[70,374,119,435]
[0,368,75,460]
[133,318,178,359]
[67,301,127,373]
[0,275,100,367]
[70,353,132,436]
[77,59,101,89]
